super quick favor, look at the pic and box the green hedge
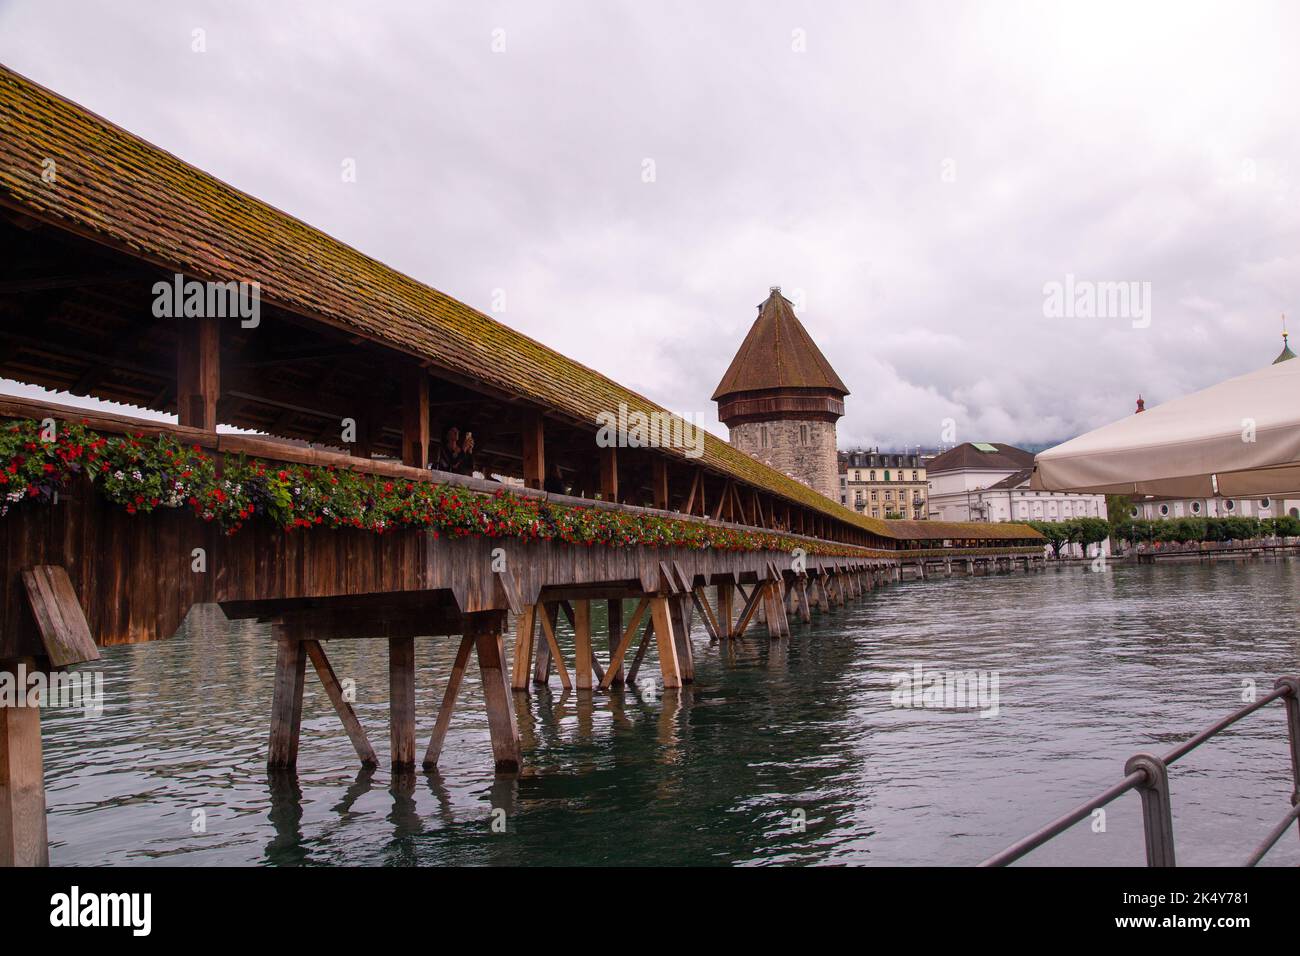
[1111,514,1300,544]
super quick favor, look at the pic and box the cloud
[2,0,1298,451]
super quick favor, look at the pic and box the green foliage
[1111,513,1299,545]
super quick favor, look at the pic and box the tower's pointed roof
[712,287,849,401]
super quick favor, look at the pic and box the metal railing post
[1125,753,1177,866]
[1275,676,1300,845]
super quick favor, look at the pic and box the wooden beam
[599,445,618,502]
[649,596,682,690]
[731,582,766,639]
[401,368,430,468]
[176,314,220,430]
[389,636,417,771]
[683,468,701,515]
[423,633,474,768]
[521,411,545,490]
[599,596,649,690]
[626,619,654,685]
[470,612,521,773]
[511,605,538,692]
[651,457,669,509]
[716,582,734,640]
[690,587,720,642]
[606,598,626,687]
[669,595,694,683]
[573,599,593,691]
[0,662,48,866]
[533,603,558,686]
[267,636,306,769]
[21,566,99,666]
[537,604,572,690]
[304,640,378,767]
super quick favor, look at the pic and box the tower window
[799,424,809,445]
[760,425,770,448]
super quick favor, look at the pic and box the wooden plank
[495,567,524,615]
[177,314,220,430]
[659,561,680,594]
[573,599,593,691]
[0,666,48,866]
[537,603,572,690]
[797,578,812,624]
[267,636,306,769]
[20,566,99,666]
[470,613,521,773]
[683,469,701,516]
[389,635,417,771]
[650,596,681,689]
[304,640,378,767]
[599,596,649,690]
[422,633,474,768]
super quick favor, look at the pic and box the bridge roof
[0,65,1037,544]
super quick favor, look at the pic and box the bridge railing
[979,676,1300,867]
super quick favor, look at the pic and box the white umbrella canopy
[1031,356,1300,497]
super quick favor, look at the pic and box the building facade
[713,287,848,501]
[926,442,1109,555]
[839,450,927,519]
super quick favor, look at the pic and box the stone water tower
[712,287,848,501]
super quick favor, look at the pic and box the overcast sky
[3,0,1298,451]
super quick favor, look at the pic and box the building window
[1223,499,1235,512]
[799,424,809,445]
[870,470,876,481]
[1190,501,1201,515]
[760,425,770,448]
[911,471,918,481]
[871,490,878,501]
[1261,498,1272,509]
[1130,506,1139,518]
[1159,504,1170,516]
[884,470,891,482]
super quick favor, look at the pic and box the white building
[1130,495,1299,521]
[926,442,1109,556]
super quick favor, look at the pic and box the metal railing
[980,676,1300,867]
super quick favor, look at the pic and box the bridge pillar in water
[0,661,48,866]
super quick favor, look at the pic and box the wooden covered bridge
[0,66,1041,865]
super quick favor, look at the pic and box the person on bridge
[435,425,476,475]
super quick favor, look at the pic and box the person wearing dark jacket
[435,425,475,475]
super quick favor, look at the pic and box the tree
[1026,520,1071,558]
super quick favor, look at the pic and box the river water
[38,559,1300,866]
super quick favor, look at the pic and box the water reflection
[37,560,1300,866]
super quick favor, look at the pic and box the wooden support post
[512,605,538,692]
[0,661,47,866]
[401,368,430,468]
[649,597,681,689]
[389,636,416,771]
[606,599,626,686]
[625,620,654,685]
[521,411,545,490]
[762,580,787,639]
[690,587,721,642]
[268,636,306,769]
[177,314,220,430]
[651,458,669,510]
[470,612,521,773]
[304,640,378,767]
[599,446,619,502]
[717,582,734,639]
[423,634,474,769]
[537,603,572,690]
[669,595,694,683]
[731,583,766,640]
[573,599,593,691]
[600,598,648,690]
[532,603,558,685]
[797,578,812,624]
